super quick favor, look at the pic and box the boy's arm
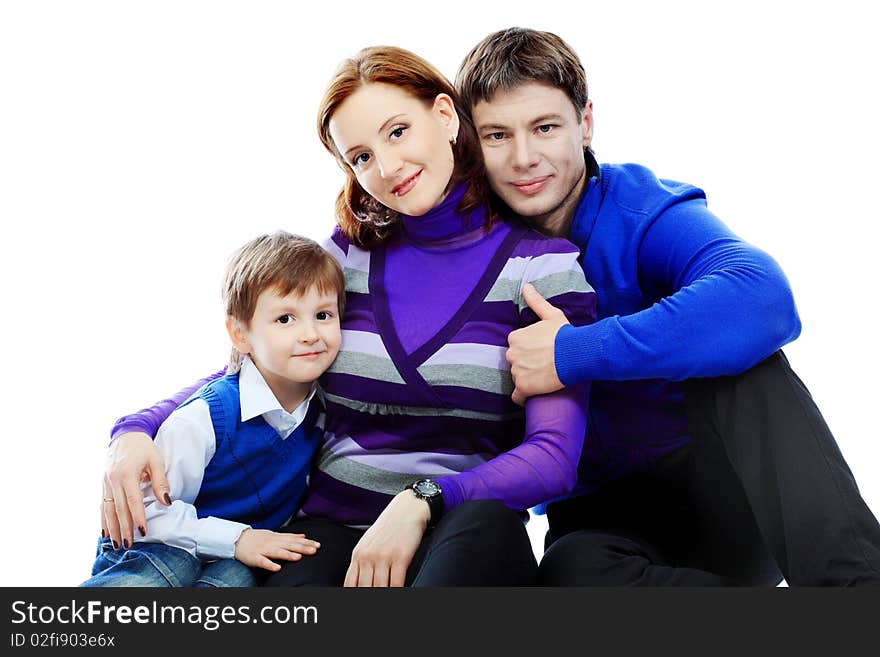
[102,369,225,550]
[143,401,252,560]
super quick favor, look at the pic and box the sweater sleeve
[434,383,589,511]
[555,199,802,384]
[110,369,226,441]
[435,244,596,511]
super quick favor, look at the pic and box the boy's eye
[277,314,294,324]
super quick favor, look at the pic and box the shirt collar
[238,356,318,425]
[569,150,604,249]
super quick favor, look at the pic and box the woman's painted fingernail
[112,540,119,550]
[138,526,146,537]
[123,539,130,549]
[101,529,107,539]
[164,493,172,505]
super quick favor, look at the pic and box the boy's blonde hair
[223,231,345,372]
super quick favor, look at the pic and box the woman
[101,46,597,586]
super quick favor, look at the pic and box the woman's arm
[101,369,225,549]
[343,384,589,588]
[344,242,596,586]
[435,241,595,510]
[435,382,589,511]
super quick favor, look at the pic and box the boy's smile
[227,284,341,413]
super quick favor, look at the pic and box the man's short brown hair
[455,27,588,116]
[223,231,345,371]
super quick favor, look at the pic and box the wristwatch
[408,478,444,526]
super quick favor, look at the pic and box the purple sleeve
[434,382,589,512]
[432,244,597,511]
[109,369,226,442]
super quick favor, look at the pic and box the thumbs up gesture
[506,284,570,406]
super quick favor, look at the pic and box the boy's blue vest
[178,372,323,530]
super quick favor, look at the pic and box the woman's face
[329,83,460,217]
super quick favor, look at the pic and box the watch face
[413,480,440,497]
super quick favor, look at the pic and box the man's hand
[343,490,430,587]
[234,529,321,571]
[101,432,170,549]
[507,283,570,405]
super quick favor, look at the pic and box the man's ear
[225,316,251,355]
[580,100,594,150]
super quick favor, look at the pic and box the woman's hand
[344,490,431,587]
[101,432,170,549]
[234,530,321,571]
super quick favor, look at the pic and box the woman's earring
[450,134,457,146]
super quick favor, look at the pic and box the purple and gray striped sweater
[301,186,597,525]
[112,185,597,527]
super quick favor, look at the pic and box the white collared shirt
[140,357,319,560]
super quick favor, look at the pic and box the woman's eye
[389,126,407,140]
[353,153,370,167]
[485,132,505,141]
[316,311,330,320]
[277,314,294,325]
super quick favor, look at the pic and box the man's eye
[277,314,294,324]
[486,132,505,141]
[538,124,555,134]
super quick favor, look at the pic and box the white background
[1,1,877,586]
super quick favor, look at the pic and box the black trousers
[263,499,538,587]
[537,351,880,586]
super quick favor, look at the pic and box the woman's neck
[399,182,488,247]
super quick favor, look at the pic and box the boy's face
[228,284,341,410]
[471,82,592,236]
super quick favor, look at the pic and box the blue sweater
[556,156,801,491]
[183,373,323,530]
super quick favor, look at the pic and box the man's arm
[509,201,801,394]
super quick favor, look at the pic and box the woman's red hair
[317,46,493,248]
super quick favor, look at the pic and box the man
[456,27,880,585]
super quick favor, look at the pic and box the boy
[83,231,344,587]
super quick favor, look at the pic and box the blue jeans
[81,537,258,587]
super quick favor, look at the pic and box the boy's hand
[234,529,321,571]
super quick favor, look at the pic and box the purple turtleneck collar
[399,182,488,244]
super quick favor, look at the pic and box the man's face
[472,82,592,235]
